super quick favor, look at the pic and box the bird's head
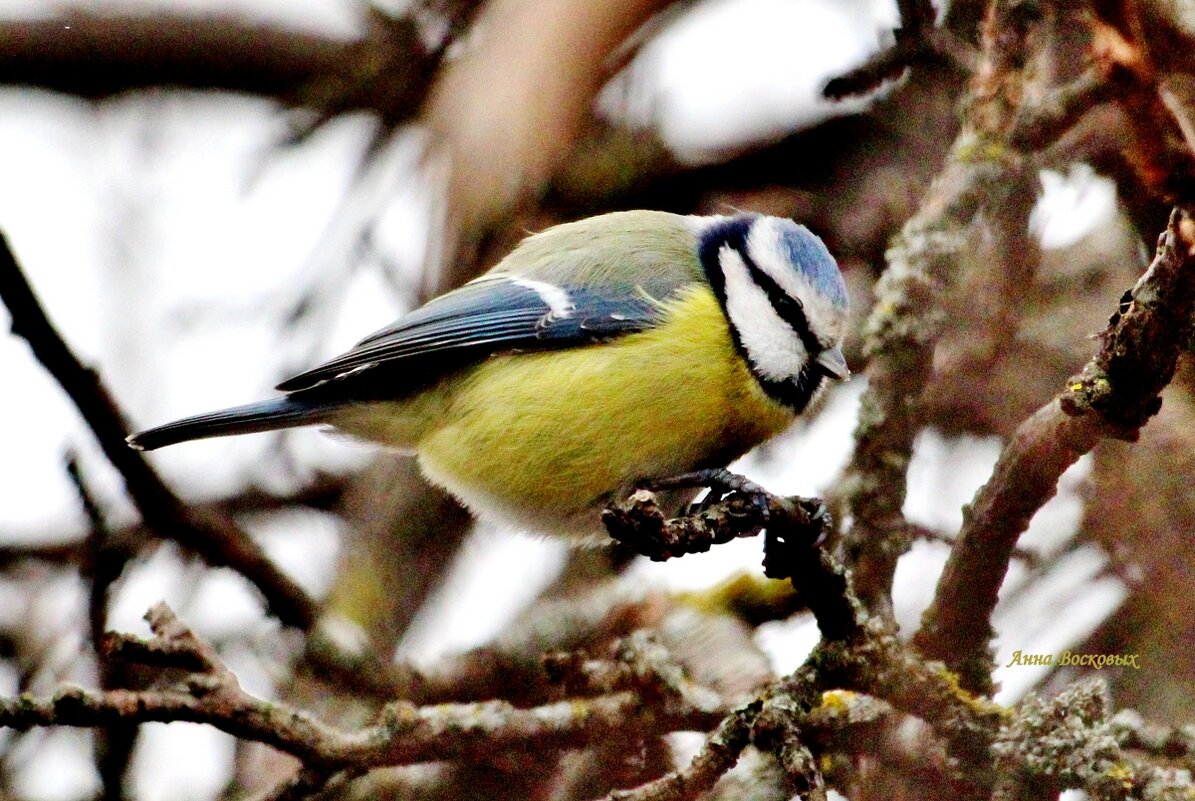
[696,214,850,412]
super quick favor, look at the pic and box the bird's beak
[815,346,850,380]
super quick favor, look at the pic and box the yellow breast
[408,286,795,538]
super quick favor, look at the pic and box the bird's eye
[771,293,803,323]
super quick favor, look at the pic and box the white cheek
[719,246,806,381]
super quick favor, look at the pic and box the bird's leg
[640,468,771,520]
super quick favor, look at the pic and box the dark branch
[0,604,725,772]
[0,12,348,99]
[604,707,756,801]
[603,478,862,642]
[66,452,139,801]
[0,231,319,629]
[0,8,453,128]
[303,580,655,705]
[601,489,771,561]
[0,474,348,574]
[824,0,974,100]
[915,208,1195,694]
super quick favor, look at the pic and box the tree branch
[0,11,346,99]
[824,0,975,100]
[603,480,862,642]
[0,7,462,129]
[0,231,320,630]
[604,707,756,801]
[1,604,725,772]
[915,207,1195,694]
[837,0,1121,619]
[66,452,139,801]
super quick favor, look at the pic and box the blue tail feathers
[127,397,334,451]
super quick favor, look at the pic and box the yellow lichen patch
[934,666,1011,719]
[819,689,859,714]
[1105,761,1134,790]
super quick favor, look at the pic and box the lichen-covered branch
[837,0,1130,618]
[836,151,999,614]
[604,480,862,641]
[994,680,1195,800]
[915,208,1195,694]
[0,604,724,774]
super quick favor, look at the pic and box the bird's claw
[641,468,773,522]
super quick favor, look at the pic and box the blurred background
[0,0,1190,799]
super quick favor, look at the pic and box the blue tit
[128,211,850,541]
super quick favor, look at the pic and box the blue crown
[778,222,848,310]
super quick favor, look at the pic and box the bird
[128,210,850,541]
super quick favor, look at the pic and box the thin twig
[0,475,349,573]
[65,452,138,801]
[254,765,360,801]
[604,707,757,801]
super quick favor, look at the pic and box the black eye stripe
[730,244,822,358]
[742,259,811,336]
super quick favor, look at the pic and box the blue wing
[275,272,677,394]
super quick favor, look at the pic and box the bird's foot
[640,468,772,521]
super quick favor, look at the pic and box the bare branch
[824,0,976,100]
[0,11,351,100]
[0,605,725,772]
[0,7,462,130]
[915,208,1195,694]
[65,452,139,801]
[0,231,320,631]
[604,708,756,801]
[603,478,862,642]
[304,580,661,705]
[544,630,723,715]
[0,474,347,575]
